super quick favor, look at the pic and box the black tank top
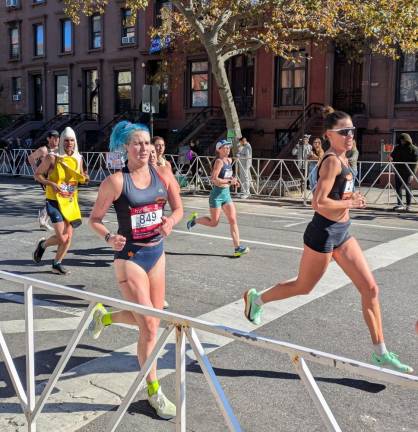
[317,153,354,200]
[113,165,168,243]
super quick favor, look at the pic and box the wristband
[104,232,112,243]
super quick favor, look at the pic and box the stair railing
[276,103,324,156]
[170,106,223,148]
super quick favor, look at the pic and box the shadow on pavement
[1,258,113,268]
[0,344,114,399]
[186,363,386,394]
[0,290,87,308]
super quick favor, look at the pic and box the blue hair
[109,121,150,152]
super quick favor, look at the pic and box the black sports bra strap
[317,153,338,172]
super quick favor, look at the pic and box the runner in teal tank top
[186,139,249,257]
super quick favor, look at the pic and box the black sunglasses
[329,127,356,137]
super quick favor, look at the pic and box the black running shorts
[303,212,351,253]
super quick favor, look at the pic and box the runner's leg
[332,237,383,344]
[54,221,73,263]
[244,245,332,325]
[332,237,413,372]
[261,245,332,303]
[222,201,240,248]
[195,207,222,228]
[114,258,161,383]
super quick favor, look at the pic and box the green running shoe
[234,245,250,257]
[243,289,263,325]
[371,351,413,374]
[88,303,108,340]
[148,387,176,419]
[186,212,198,231]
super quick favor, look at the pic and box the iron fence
[1,149,417,208]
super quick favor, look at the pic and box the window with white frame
[12,77,22,101]
[33,24,44,56]
[275,51,307,106]
[55,74,69,114]
[61,19,73,53]
[121,9,136,44]
[90,14,102,49]
[189,60,209,107]
[398,53,418,103]
[9,26,20,59]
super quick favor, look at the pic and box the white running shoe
[39,208,52,230]
[148,388,176,419]
[43,220,53,231]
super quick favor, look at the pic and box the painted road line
[172,229,304,251]
[183,204,305,221]
[0,289,85,316]
[0,290,138,333]
[0,317,81,334]
[350,221,418,232]
[2,232,418,431]
[283,221,308,228]
[184,204,418,232]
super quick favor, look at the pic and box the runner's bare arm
[34,154,59,190]
[89,174,126,250]
[312,156,365,211]
[81,159,89,182]
[28,146,47,171]
[158,169,183,237]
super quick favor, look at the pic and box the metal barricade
[1,270,417,432]
[2,150,417,209]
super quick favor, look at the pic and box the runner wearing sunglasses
[243,106,413,374]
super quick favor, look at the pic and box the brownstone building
[0,0,417,158]
[0,0,166,150]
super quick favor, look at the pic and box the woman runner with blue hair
[88,121,183,419]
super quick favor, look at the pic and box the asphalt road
[0,177,417,432]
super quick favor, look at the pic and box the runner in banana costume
[33,127,89,275]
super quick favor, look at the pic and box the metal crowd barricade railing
[1,149,417,208]
[1,270,418,432]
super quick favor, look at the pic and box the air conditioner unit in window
[121,36,135,45]
[12,94,21,101]
[6,0,19,8]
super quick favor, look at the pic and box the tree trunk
[207,51,242,154]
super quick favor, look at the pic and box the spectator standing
[292,134,312,169]
[390,133,418,212]
[188,140,198,163]
[346,139,359,178]
[152,136,171,170]
[237,136,253,198]
[307,137,324,190]
[177,142,191,174]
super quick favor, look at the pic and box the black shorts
[303,212,351,253]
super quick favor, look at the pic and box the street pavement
[0,177,417,432]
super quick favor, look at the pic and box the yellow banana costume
[45,155,85,226]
